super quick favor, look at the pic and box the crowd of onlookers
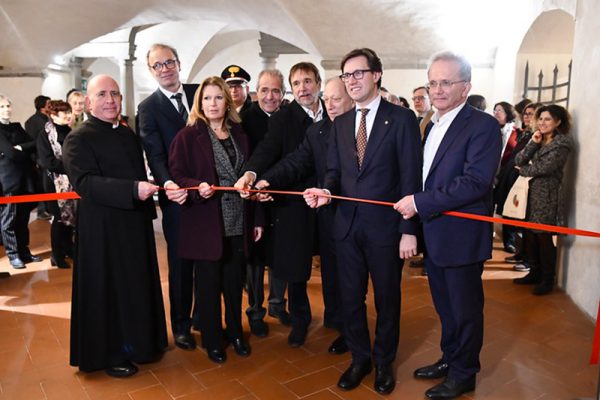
[0,91,89,270]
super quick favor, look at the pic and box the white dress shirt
[301,100,324,122]
[354,95,382,140]
[422,102,467,188]
[158,84,191,115]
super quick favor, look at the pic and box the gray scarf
[208,128,244,237]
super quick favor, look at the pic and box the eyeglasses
[149,59,178,72]
[412,96,428,102]
[339,69,372,82]
[426,80,467,90]
[523,112,534,117]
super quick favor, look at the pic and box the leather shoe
[414,359,449,379]
[425,376,476,399]
[51,256,70,269]
[249,319,269,337]
[207,348,226,364]
[22,254,42,263]
[269,309,291,326]
[230,338,251,357]
[287,327,307,348]
[328,335,348,355]
[174,333,196,350]
[337,362,372,391]
[105,361,138,378]
[533,281,554,295]
[513,271,541,285]
[374,364,396,394]
[9,257,26,269]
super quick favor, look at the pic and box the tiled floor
[0,218,598,399]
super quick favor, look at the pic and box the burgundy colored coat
[168,119,260,261]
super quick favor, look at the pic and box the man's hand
[198,182,215,199]
[394,195,416,220]
[164,181,188,205]
[399,234,417,259]
[303,188,330,208]
[234,172,256,199]
[253,227,264,242]
[138,181,159,201]
[254,180,273,202]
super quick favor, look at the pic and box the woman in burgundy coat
[169,77,263,364]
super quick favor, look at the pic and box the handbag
[502,176,532,220]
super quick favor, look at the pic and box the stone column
[119,55,136,130]
[260,52,279,70]
[69,57,84,90]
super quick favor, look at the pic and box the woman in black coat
[37,100,75,268]
[169,77,263,364]
[0,94,40,268]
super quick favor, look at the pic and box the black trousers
[161,202,197,335]
[246,226,287,320]
[48,201,74,258]
[246,261,287,321]
[426,260,484,382]
[288,280,311,330]
[0,194,34,259]
[317,207,342,331]
[523,230,556,282]
[336,219,402,366]
[194,235,245,350]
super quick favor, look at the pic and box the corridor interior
[0,218,597,400]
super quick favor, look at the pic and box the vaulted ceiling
[1,0,570,74]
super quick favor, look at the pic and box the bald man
[63,75,167,378]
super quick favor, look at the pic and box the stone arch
[515,9,575,105]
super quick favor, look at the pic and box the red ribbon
[210,186,600,239]
[0,192,81,204]
[2,186,600,239]
[591,300,600,365]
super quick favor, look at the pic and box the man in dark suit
[304,48,422,395]
[394,51,501,399]
[0,94,39,269]
[138,43,198,351]
[24,95,52,220]
[239,69,289,337]
[254,76,355,355]
[235,62,325,348]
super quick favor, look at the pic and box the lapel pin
[385,120,389,125]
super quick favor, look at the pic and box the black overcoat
[243,100,325,282]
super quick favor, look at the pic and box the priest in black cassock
[63,75,167,378]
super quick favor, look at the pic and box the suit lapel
[338,111,357,167]
[183,84,197,108]
[194,123,215,171]
[360,101,392,174]
[155,89,186,128]
[428,105,472,178]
